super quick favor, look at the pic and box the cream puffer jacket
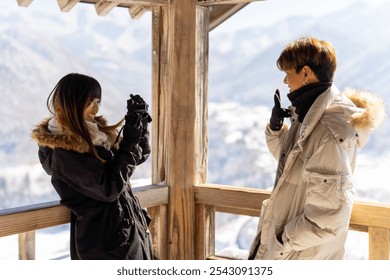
[249,85,385,260]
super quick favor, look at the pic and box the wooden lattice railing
[0,184,389,260]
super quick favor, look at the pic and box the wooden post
[19,231,35,260]
[368,227,390,260]
[150,5,169,260]
[151,1,209,259]
[195,204,215,259]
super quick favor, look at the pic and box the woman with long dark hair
[32,73,153,259]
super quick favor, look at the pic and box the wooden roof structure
[17,0,253,30]
[16,0,261,260]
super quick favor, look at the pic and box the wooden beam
[198,0,262,6]
[57,0,80,12]
[167,0,198,260]
[151,1,209,260]
[369,227,390,260]
[95,0,119,16]
[119,0,169,4]
[195,184,269,211]
[0,202,71,238]
[16,0,33,7]
[351,200,390,229]
[0,185,168,238]
[151,6,168,186]
[148,205,168,259]
[209,3,248,31]
[150,6,170,260]
[18,231,35,260]
[80,0,169,5]
[129,5,149,19]
[195,204,215,259]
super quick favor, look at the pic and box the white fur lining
[48,118,111,150]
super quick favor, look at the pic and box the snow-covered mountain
[0,1,389,259]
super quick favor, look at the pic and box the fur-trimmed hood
[31,116,111,153]
[295,85,385,150]
[343,88,385,131]
[342,88,385,148]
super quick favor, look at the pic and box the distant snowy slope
[0,2,152,167]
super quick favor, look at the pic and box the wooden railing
[0,184,389,260]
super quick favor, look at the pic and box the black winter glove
[121,114,143,148]
[127,94,152,124]
[270,89,291,131]
[138,128,151,165]
[120,94,152,150]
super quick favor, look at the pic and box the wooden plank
[349,223,368,233]
[196,184,390,228]
[195,204,215,259]
[0,203,70,238]
[351,200,390,229]
[18,231,35,260]
[195,5,209,186]
[195,184,268,211]
[215,205,260,217]
[129,5,149,19]
[57,0,80,12]
[209,3,248,31]
[148,205,168,259]
[369,227,390,260]
[95,0,119,15]
[151,5,168,185]
[0,185,168,238]
[207,255,234,260]
[150,6,172,260]
[134,185,169,207]
[16,0,33,7]
[198,0,263,6]
[79,0,169,6]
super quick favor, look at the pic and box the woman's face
[83,98,100,122]
[283,68,305,92]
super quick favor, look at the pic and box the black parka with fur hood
[32,116,153,260]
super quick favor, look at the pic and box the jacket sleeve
[265,123,288,160]
[52,144,143,202]
[282,137,355,251]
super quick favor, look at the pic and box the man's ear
[302,65,319,82]
[302,65,311,77]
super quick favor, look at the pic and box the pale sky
[215,0,389,32]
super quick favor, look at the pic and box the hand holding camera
[122,94,152,145]
[270,89,291,131]
[126,94,152,127]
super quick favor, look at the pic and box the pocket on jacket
[264,233,293,260]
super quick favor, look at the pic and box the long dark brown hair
[47,73,123,161]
